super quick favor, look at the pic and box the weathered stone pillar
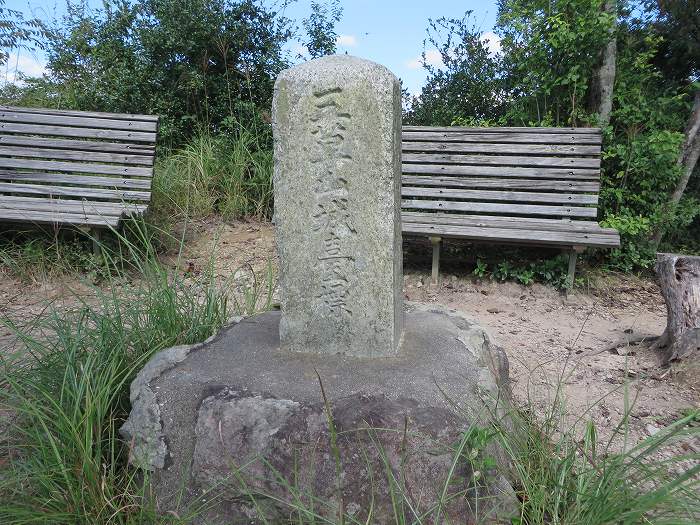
[272,55,403,357]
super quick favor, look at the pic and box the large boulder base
[121,304,517,524]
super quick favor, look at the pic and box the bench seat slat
[403,126,601,134]
[403,152,601,169]
[0,134,155,155]
[0,195,147,215]
[402,187,598,205]
[403,163,599,180]
[402,175,600,192]
[0,157,152,177]
[0,110,158,132]
[402,211,614,234]
[0,182,151,201]
[403,222,619,248]
[402,199,598,218]
[0,122,157,143]
[402,131,602,145]
[402,141,601,156]
[0,145,154,165]
[0,105,158,122]
[0,172,151,189]
[0,208,121,227]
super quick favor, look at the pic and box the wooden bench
[401,126,620,286]
[0,106,158,244]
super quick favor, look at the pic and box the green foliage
[472,258,488,278]
[32,0,292,144]
[404,12,505,125]
[152,119,273,223]
[497,0,615,126]
[472,252,569,288]
[0,0,43,67]
[302,0,342,59]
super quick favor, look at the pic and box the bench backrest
[401,126,602,221]
[0,106,158,212]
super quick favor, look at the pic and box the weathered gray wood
[0,208,121,227]
[402,175,600,192]
[402,131,602,145]
[402,163,600,180]
[0,157,153,177]
[403,126,601,134]
[402,199,598,218]
[430,236,441,284]
[0,145,154,165]
[0,172,152,189]
[401,141,601,156]
[0,195,146,215]
[0,105,158,122]
[403,222,619,248]
[0,122,157,142]
[0,182,151,201]
[652,253,700,363]
[0,110,157,132]
[403,153,601,169]
[401,212,619,236]
[401,186,598,205]
[0,134,155,155]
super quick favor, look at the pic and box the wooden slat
[402,141,600,156]
[0,110,157,132]
[403,164,600,180]
[402,126,601,134]
[402,153,601,169]
[0,157,152,177]
[402,222,619,248]
[0,172,152,190]
[0,134,155,155]
[0,105,158,122]
[402,131,602,145]
[0,208,121,227]
[402,211,614,234]
[402,187,598,205]
[402,175,600,192]
[0,195,146,215]
[0,145,154,165]
[0,182,150,201]
[0,122,157,143]
[402,199,597,218]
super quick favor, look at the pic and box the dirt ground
[1,218,698,458]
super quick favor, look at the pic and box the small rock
[487,307,503,314]
[646,424,661,436]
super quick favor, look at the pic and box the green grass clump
[0,226,274,524]
[152,127,273,223]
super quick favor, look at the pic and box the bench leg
[565,247,584,294]
[430,236,441,285]
[92,228,102,259]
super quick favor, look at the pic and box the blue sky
[4,0,500,93]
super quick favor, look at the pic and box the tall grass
[0,223,275,524]
[152,127,273,223]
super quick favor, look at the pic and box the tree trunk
[591,0,617,126]
[652,253,700,364]
[651,89,700,246]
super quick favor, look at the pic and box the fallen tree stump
[652,253,700,364]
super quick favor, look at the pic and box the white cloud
[3,51,47,83]
[406,49,444,70]
[336,34,357,48]
[481,31,502,56]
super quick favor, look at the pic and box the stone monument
[121,55,516,524]
[273,55,403,357]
